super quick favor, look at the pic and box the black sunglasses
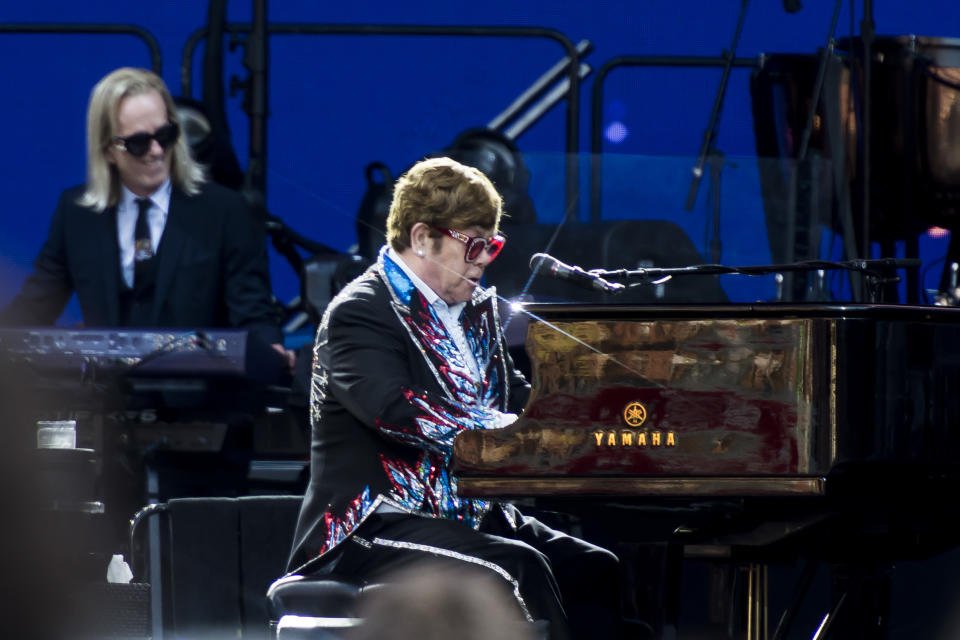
[112,121,180,158]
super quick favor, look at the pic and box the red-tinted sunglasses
[433,226,506,263]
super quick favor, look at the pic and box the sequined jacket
[286,249,530,574]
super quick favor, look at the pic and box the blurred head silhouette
[347,562,540,640]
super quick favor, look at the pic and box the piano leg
[745,563,769,640]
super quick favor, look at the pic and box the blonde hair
[79,67,205,211]
[386,157,502,253]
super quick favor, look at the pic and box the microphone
[529,253,624,293]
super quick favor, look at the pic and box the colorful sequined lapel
[379,249,505,409]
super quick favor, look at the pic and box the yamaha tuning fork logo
[622,401,647,427]
[593,401,677,449]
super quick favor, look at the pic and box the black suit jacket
[286,252,530,574]
[0,181,282,344]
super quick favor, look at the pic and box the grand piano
[453,303,960,639]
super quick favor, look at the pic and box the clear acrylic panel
[484,151,951,307]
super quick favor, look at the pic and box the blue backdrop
[2,1,957,324]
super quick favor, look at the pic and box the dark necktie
[134,197,154,286]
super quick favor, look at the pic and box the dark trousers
[319,504,622,640]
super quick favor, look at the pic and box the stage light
[173,96,244,190]
[604,121,629,145]
[432,127,537,226]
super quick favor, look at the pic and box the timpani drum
[752,36,960,251]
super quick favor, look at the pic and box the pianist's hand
[496,412,519,428]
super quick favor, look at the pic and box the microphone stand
[201,0,233,159]
[685,0,750,265]
[240,0,269,200]
[859,0,874,264]
[229,0,342,323]
[786,0,864,302]
[592,258,920,304]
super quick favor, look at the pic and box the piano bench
[267,573,375,639]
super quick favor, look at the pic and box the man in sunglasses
[0,67,284,354]
[0,67,290,547]
[285,157,622,640]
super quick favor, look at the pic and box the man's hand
[270,343,297,375]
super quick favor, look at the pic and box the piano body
[453,303,960,638]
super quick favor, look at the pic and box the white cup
[36,420,77,449]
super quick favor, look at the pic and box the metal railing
[0,23,162,74]
[182,23,583,219]
[589,54,757,221]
